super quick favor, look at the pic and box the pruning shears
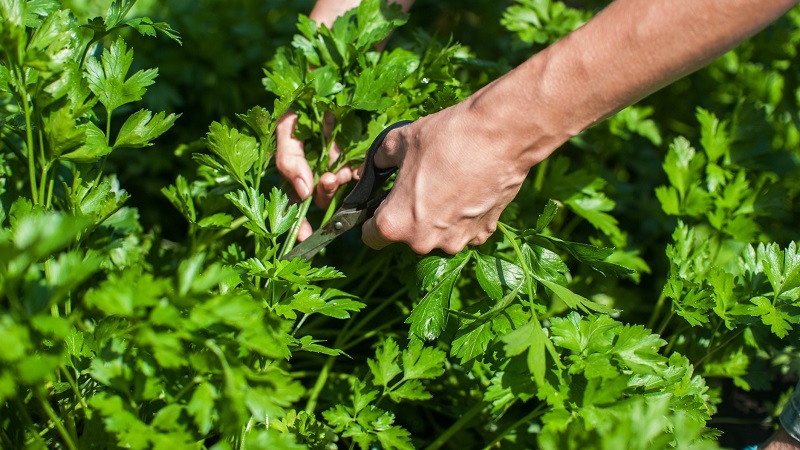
[282,120,413,261]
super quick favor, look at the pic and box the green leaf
[531,234,634,278]
[226,188,269,237]
[237,106,273,145]
[655,186,681,216]
[102,0,136,30]
[294,335,345,356]
[123,17,182,44]
[263,48,306,98]
[161,175,196,223]
[537,276,611,313]
[550,312,620,355]
[402,339,446,380]
[197,213,233,229]
[451,317,495,364]
[43,105,85,157]
[206,121,259,186]
[114,109,179,149]
[749,296,793,338]
[348,49,418,110]
[535,199,559,233]
[501,318,549,386]
[417,251,470,290]
[266,187,298,237]
[90,393,151,450]
[760,242,800,299]
[662,136,700,199]
[697,108,730,163]
[85,37,157,113]
[565,188,622,241]
[407,262,465,341]
[611,324,667,373]
[355,0,409,50]
[388,379,431,402]
[59,122,111,162]
[240,257,344,285]
[474,253,524,300]
[368,338,402,387]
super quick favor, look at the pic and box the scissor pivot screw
[333,221,344,230]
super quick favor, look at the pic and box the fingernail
[295,178,310,199]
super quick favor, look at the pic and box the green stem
[292,313,311,337]
[647,291,668,331]
[37,390,78,450]
[342,316,406,351]
[423,401,484,450]
[22,89,39,203]
[321,187,345,225]
[46,169,56,209]
[656,310,675,336]
[37,123,48,205]
[533,158,549,192]
[16,398,48,448]
[61,367,89,413]
[694,328,745,369]
[3,136,27,162]
[482,403,547,450]
[106,110,113,145]
[305,354,336,413]
[0,426,14,449]
[498,222,563,368]
[280,195,313,258]
[212,215,250,240]
[340,283,404,346]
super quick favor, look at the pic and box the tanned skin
[276,0,798,255]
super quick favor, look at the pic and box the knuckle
[442,242,465,255]
[410,241,435,255]
[382,128,404,153]
[275,155,293,174]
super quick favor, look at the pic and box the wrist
[463,42,589,170]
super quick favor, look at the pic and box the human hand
[276,110,357,241]
[360,102,541,255]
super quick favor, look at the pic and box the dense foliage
[1,0,799,449]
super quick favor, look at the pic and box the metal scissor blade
[281,208,366,260]
[281,120,413,261]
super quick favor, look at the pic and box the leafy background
[1,0,800,449]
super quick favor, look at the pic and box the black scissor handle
[341,120,413,211]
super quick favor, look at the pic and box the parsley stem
[482,403,547,450]
[497,222,563,369]
[16,398,47,448]
[0,426,14,449]
[305,354,335,413]
[694,327,745,369]
[321,186,345,225]
[340,282,404,348]
[533,158,549,193]
[647,291,668,331]
[37,390,78,450]
[60,367,89,413]
[22,88,39,203]
[423,400,483,450]
[281,191,314,258]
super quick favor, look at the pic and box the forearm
[466,0,798,167]
[310,0,414,26]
